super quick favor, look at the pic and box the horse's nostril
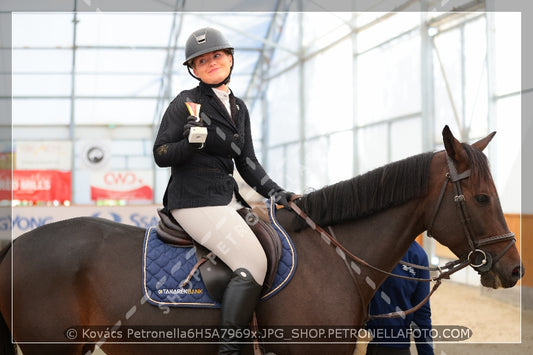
[511,266,523,279]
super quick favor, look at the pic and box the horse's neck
[333,199,424,301]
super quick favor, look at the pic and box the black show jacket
[153,83,282,210]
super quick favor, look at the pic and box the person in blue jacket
[365,241,434,355]
[153,27,293,354]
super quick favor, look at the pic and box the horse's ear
[442,125,468,164]
[472,131,496,152]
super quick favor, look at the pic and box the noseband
[427,154,516,273]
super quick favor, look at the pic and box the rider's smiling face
[192,50,233,86]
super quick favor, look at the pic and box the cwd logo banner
[90,170,153,201]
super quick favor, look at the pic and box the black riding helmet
[183,27,235,88]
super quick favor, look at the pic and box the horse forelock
[462,143,493,185]
[295,152,435,227]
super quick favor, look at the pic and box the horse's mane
[294,151,435,227]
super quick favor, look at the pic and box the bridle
[426,153,516,274]
[287,152,516,319]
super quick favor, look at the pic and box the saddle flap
[195,245,232,302]
[238,208,283,290]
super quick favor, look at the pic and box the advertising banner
[91,170,153,201]
[78,140,111,170]
[3,170,71,203]
[5,205,160,238]
[0,170,10,200]
[0,152,12,170]
[15,141,72,170]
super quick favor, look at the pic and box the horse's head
[426,126,523,288]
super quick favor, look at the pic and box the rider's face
[192,50,233,86]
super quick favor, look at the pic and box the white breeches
[171,198,267,285]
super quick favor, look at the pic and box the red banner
[0,170,71,202]
[0,170,10,200]
[90,171,153,201]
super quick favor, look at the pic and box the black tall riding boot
[218,268,263,355]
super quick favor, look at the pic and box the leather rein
[288,153,516,320]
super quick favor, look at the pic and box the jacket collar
[198,82,237,128]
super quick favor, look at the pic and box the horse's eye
[475,194,490,204]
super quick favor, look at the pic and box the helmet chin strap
[187,59,234,89]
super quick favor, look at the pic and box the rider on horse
[153,27,294,354]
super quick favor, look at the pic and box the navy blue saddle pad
[142,198,297,308]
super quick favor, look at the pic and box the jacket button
[233,133,239,141]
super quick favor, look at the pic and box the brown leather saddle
[156,207,282,302]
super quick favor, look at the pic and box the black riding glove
[273,190,295,210]
[183,115,202,138]
[183,115,204,148]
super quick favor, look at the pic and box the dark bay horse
[0,126,523,355]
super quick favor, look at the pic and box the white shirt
[212,87,231,117]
